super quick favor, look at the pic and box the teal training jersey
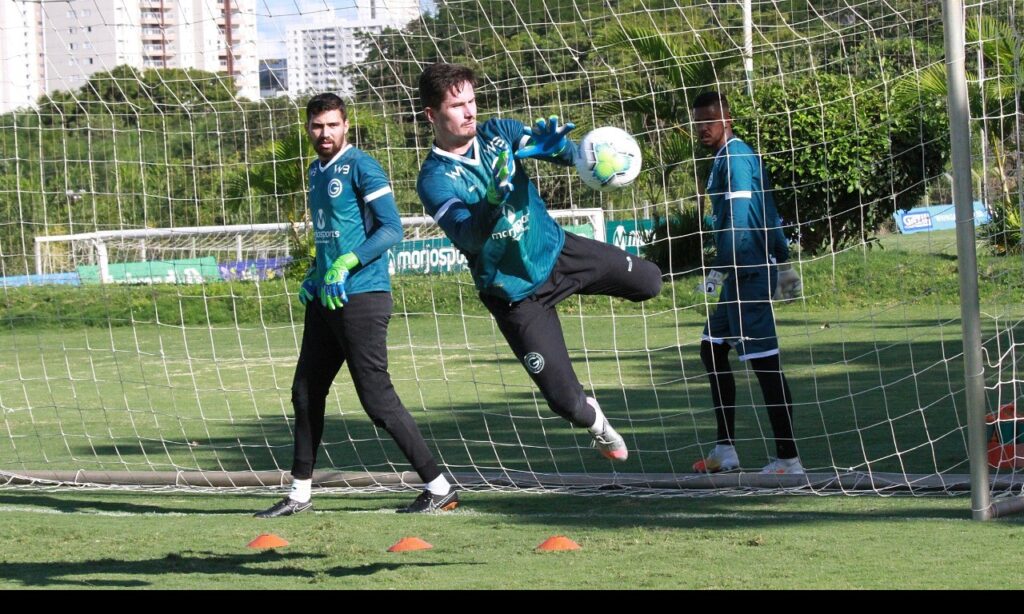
[706,137,789,272]
[308,144,402,295]
[416,118,572,302]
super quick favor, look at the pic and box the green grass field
[2,229,1023,588]
[1,489,1022,589]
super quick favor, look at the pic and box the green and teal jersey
[416,118,574,302]
[706,137,789,271]
[308,145,402,295]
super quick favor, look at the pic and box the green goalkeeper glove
[320,252,359,310]
[298,266,318,306]
[515,115,576,160]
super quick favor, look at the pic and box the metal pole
[743,0,754,97]
[941,0,991,521]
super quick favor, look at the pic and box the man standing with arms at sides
[255,93,457,517]
[415,63,662,463]
[689,91,804,475]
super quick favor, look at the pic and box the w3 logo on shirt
[444,166,468,181]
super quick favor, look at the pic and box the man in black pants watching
[255,93,457,517]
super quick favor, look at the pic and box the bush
[730,73,949,255]
[641,205,708,276]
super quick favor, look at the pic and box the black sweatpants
[290,291,441,482]
[480,232,662,427]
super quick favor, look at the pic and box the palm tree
[596,26,740,186]
[595,26,739,273]
[894,16,1023,253]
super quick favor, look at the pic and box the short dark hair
[418,63,477,110]
[691,91,729,113]
[306,93,347,123]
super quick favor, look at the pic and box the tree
[894,15,1024,253]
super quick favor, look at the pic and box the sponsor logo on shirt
[490,205,529,242]
[328,178,343,198]
[444,165,468,181]
[313,207,339,240]
[482,135,508,156]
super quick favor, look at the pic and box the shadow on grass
[0,548,465,587]
[0,492,255,515]
[0,550,323,587]
[422,491,985,529]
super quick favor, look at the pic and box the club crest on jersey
[524,352,545,374]
[328,178,343,197]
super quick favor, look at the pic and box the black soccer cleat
[254,497,313,518]
[396,489,460,514]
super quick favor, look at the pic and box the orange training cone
[248,533,289,549]
[388,536,433,552]
[536,535,581,551]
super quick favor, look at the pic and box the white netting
[0,0,1022,499]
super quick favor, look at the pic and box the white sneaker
[760,457,805,474]
[692,444,740,473]
[587,397,628,462]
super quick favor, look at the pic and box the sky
[254,0,432,59]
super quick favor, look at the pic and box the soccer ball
[574,126,643,192]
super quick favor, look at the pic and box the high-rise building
[0,0,260,111]
[259,58,287,98]
[0,0,43,113]
[286,0,420,97]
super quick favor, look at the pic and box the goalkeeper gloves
[696,269,725,296]
[320,252,359,310]
[773,262,803,301]
[515,115,576,160]
[298,266,318,306]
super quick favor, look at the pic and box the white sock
[587,397,607,435]
[425,474,451,496]
[289,478,312,503]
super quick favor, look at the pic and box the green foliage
[596,26,739,188]
[641,205,707,276]
[892,15,1024,255]
[0,66,304,276]
[730,73,949,254]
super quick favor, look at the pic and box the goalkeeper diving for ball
[690,91,805,475]
[415,63,663,462]
[255,93,457,517]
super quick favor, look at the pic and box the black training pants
[480,232,662,427]
[290,291,441,483]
